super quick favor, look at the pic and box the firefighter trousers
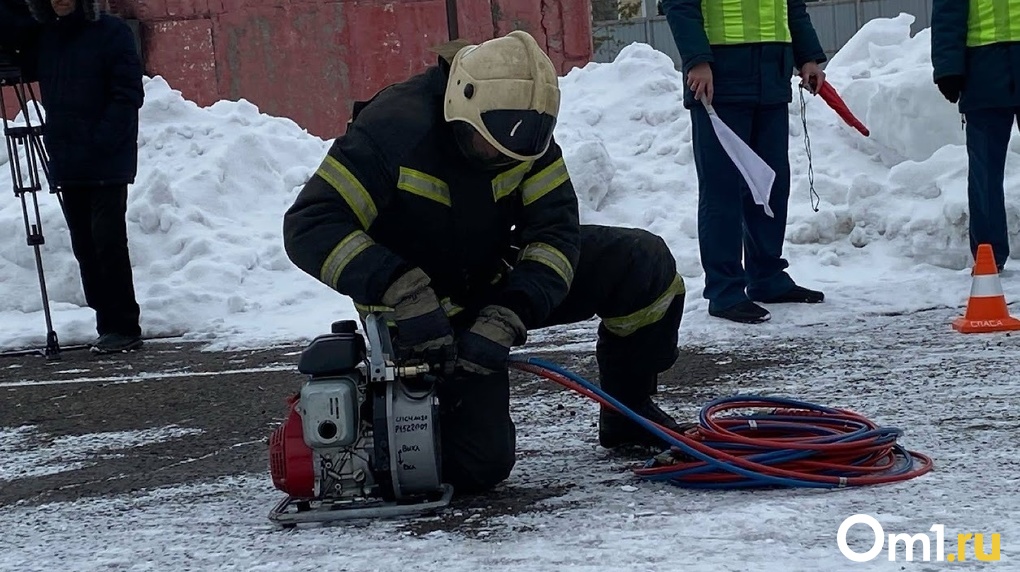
[437,224,686,494]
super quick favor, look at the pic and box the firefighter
[932,0,1020,272]
[661,0,827,323]
[283,30,688,494]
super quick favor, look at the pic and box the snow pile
[0,78,337,349]
[1,13,1017,350]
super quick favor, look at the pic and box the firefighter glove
[381,267,455,365]
[936,75,964,104]
[456,305,527,375]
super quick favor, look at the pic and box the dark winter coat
[14,0,144,187]
[282,63,581,331]
[931,0,1020,113]
[660,0,827,108]
[0,0,38,66]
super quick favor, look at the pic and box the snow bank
[0,77,339,349]
[1,13,1017,350]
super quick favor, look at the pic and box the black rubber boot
[599,397,693,451]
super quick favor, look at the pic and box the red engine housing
[269,394,315,497]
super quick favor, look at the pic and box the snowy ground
[2,308,1017,571]
[2,11,1019,571]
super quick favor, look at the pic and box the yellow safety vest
[967,0,1020,46]
[702,0,791,45]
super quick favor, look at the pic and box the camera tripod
[1,58,65,360]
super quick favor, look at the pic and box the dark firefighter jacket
[661,0,827,109]
[931,0,1020,113]
[282,63,581,331]
[11,0,144,187]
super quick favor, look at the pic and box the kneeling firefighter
[282,30,688,494]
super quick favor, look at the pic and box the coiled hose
[508,355,933,489]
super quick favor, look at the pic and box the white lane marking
[0,365,297,389]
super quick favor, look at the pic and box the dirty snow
[1,12,1019,571]
[2,308,1018,571]
[0,425,204,480]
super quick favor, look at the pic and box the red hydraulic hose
[509,358,933,490]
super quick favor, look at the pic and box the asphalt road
[0,336,786,515]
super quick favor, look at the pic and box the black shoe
[599,398,694,450]
[709,300,771,324]
[91,333,143,354]
[753,285,824,304]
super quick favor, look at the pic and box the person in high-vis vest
[932,0,1020,272]
[283,31,691,494]
[660,0,828,324]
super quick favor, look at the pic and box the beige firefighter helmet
[444,30,560,163]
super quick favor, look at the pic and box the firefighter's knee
[443,441,516,494]
[634,229,677,276]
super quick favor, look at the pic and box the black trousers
[964,107,1019,268]
[60,184,141,338]
[437,224,685,493]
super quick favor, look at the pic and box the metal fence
[592,0,935,67]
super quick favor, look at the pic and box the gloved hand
[455,305,527,375]
[381,267,455,366]
[936,75,964,103]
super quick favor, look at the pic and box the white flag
[703,102,776,218]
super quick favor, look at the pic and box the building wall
[3,0,594,139]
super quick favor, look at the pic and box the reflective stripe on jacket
[967,0,1020,46]
[703,0,791,45]
[282,65,581,330]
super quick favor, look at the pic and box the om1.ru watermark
[838,514,1001,563]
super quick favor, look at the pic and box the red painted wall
[2,0,592,138]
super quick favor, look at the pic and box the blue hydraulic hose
[508,355,928,489]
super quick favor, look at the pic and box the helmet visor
[480,109,556,159]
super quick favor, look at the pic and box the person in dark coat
[8,0,145,353]
[283,31,690,494]
[661,0,827,324]
[932,0,1020,272]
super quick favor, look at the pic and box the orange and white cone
[952,244,1020,333]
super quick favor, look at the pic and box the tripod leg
[29,210,61,361]
[4,81,62,360]
[32,226,61,359]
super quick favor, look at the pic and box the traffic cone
[952,244,1020,333]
